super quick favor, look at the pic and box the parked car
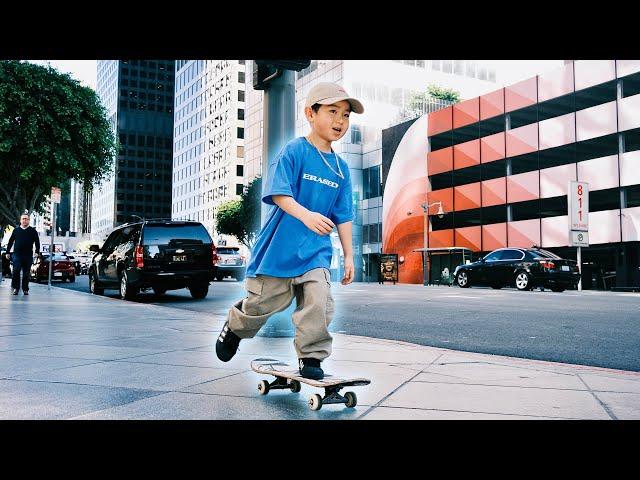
[31,253,76,283]
[68,253,91,275]
[88,220,219,300]
[453,247,580,292]
[214,246,246,281]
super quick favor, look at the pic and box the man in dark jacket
[6,214,40,295]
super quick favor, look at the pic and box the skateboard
[251,358,371,411]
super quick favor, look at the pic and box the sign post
[568,181,589,292]
[48,187,61,290]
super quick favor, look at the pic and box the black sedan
[453,248,580,292]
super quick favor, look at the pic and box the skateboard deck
[251,358,371,411]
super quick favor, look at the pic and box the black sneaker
[23,290,29,296]
[11,289,18,295]
[215,322,241,362]
[299,358,324,380]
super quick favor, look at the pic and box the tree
[216,177,262,250]
[426,84,461,103]
[0,60,117,231]
[396,83,461,122]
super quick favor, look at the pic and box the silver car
[215,247,246,281]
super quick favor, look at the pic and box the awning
[412,247,472,254]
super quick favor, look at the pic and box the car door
[97,230,121,283]
[477,250,504,284]
[498,249,525,284]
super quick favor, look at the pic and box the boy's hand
[302,211,335,235]
[341,256,354,285]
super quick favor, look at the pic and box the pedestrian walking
[6,214,40,295]
[215,82,364,380]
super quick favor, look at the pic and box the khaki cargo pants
[227,268,334,361]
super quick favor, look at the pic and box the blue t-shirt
[246,136,353,278]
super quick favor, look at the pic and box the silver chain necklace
[307,137,344,180]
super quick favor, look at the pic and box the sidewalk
[1,278,639,420]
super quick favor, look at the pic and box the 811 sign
[569,181,589,232]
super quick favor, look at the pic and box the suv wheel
[189,282,209,299]
[119,271,138,300]
[456,271,470,288]
[515,271,531,291]
[89,270,104,295]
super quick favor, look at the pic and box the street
[55,275,640,372]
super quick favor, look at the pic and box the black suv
[453,247,580,292]
[88,221,218,300]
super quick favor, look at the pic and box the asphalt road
[55,275,640,372]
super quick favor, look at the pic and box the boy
[215,82,364,380]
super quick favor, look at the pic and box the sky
[29,60,97,90]
[27,60,564,93]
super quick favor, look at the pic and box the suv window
[501,249,524,261]
[142,224,212,246]
[484,250,504,262]
[102,230,124,253]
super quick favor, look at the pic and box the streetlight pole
[418,201,445,287]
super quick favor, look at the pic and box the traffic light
[253,60,311,90]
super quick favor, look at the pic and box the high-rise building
[172,60,246,244]
[91,60,175,241]
[244,60,509,281]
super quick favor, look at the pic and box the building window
[236,184,244,195]
[238,108,244,120]
[237,145,244,158]
[237,127,244,139]
[238,90,245,102]
[236,165,244,177]
[238,71,245,83]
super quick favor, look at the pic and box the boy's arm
[272,195,335,235]
[337,221,354,285]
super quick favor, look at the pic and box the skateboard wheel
[344,391,357,408]
[289,380,301,393]
[309,394,323,411]
[258,380,270,395]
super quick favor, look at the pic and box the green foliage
[0,60,117,227]
[426,84,461,103]
[216,177,262,250]
[397,83,461,122]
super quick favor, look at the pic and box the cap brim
[317,96,365,114]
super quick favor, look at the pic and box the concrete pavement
[1,278,639,419]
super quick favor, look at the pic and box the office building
[91,60,175,240]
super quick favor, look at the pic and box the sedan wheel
[456,271,470,288]
[515,271,531,291]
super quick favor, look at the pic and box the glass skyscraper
[92,60,175,240]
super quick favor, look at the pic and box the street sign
[568,181,589,231]
[570,230,589,247]
[51,187,61,204]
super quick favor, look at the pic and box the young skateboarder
[215,82,364,380]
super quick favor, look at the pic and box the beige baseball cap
[305,82,364,114]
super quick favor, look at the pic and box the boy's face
[305,100,351,143]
